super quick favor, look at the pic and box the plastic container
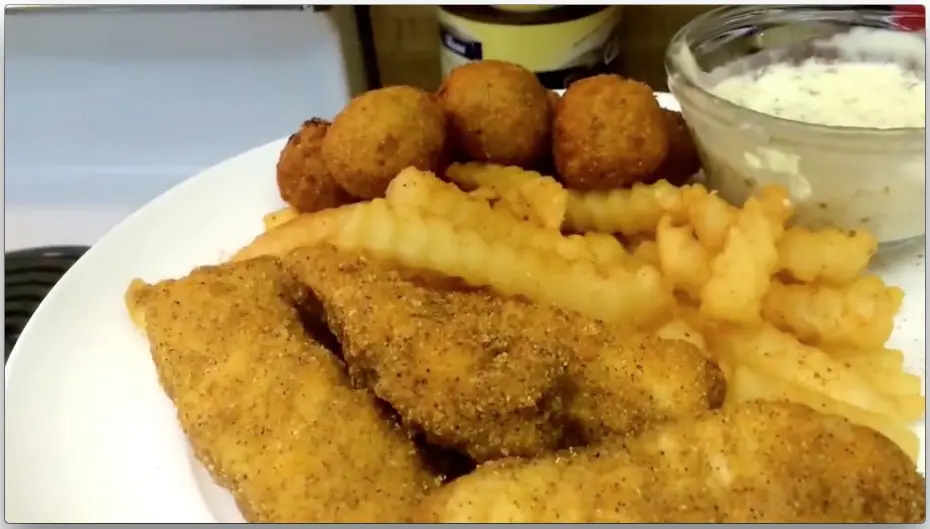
[665,6,926,248]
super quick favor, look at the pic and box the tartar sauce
[676,26,926,247]
[710,59,925,129]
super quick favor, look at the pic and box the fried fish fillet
[563,332,725,444]
[416,401,926,523]
[286,245,572,462]
[284,244,725,461]
[127,257,434,522]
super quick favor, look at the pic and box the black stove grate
[5,246,90,361]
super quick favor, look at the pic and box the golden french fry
[493,181,566,230]
[231,204,359,262]
[859,369,923,397]
[777,226,879,285]
[332,198,674,328]
[762,276,903,350]
[468,187,499,202]
[444,162,567,229]
[700,191,785,325]
[656,215,710,302]
[655,318,707,352]
[679,186,738,254]
[630,240,660,269]
[386,168,630,270]
[563,180,687,236]
[831,347,906,372]
[894,394,927,423]
[124,278,150,331]
[445,161,535,191]
[728,365,921,464]
[262,206,300,231]
[716,323,907,422]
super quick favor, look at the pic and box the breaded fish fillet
[127,257,434,522]
[286,245,572,462]
[284,244,725,461]
[563,331,725,444]
[416,401,926,523]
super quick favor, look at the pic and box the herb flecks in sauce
[712,59,925,129]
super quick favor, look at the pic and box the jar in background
[437,6,623,89]
[666,6,926,249]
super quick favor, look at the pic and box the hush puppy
[652,109,701,186]
[276,119,353,213]
[553,75,669,190]
[438,60,551,168]
[323,86,447,199]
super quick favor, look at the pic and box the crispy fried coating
[131,258,434,522]
[651,109,701,186]
[554,74,669,190]
[285,244,725,461]
[323,86,447,199]
[276,119,353,213]
[438,60,551,168]
[285,244,572,462]
[416,401,926,523]
[564,333,726,444]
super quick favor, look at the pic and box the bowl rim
[665,5,926,136]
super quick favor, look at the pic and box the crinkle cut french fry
[232,204,360,262]
[656,215,710,302]
[830,347,906,372]
[445,161,540,192]
[777,226,879,285]
[716,323,907,423]
[762,276,904,350]
[680,186,738,254]
[333,199,674,327]
[630,240,661,269]
[445,162,568,229]
[728,365,921,464]
[564,180,686,236]
[655,318,707,352]
[493,178,567,230]
[893,394,926,423]
[856,368,923,397]
[700,194,783,325]
[263,206,301,231]
[386,168,630,270]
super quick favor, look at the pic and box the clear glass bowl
[665,6,926,248]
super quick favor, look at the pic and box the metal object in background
[5,246,90,360]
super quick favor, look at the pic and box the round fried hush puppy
[438,60,551,168]
[651,109,701,186]
[554,75,669,190]
[323,86,447,199]
[276,119,353,213]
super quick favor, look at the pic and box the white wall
[5,6,365,250]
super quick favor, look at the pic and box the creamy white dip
[711,60,925,129]
[679,28,926,245]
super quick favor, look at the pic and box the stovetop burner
[5,246,90,361]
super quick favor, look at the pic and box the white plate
[5,93,925,522]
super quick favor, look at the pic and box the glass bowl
[665,6,926,248]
